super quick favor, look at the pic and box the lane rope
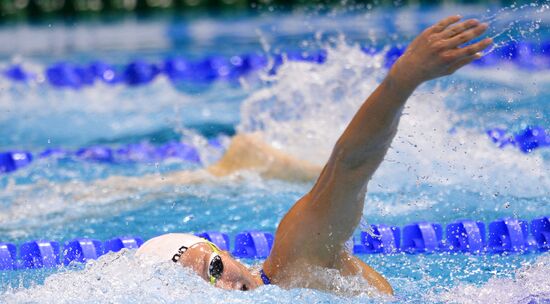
[1,217,548,270]
[3,41,549,89]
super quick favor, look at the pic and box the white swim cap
[136,233,206,262]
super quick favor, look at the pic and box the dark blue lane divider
[0,139,224,174]
[1,217,548,270]
[2,41,550,89]
[487,126,550,153]
[1,125,547,175]
[1,50,325,89]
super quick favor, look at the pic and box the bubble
[238,43,550,196]
[434,255,550,304]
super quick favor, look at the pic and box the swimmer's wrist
[385,67,421,99]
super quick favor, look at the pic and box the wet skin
[177,243,262,291]
[150,16,493,294]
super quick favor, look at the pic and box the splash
[0,67,244,149]
[1,250,217,303]
[1,250,387,303]
[238,43,550,196]
[239,42,387,164]
[1,38,548,237]
[480,2,550,55]
[434,254,550,304]
[0,74,186,148]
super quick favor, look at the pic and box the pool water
[1,4,550,304]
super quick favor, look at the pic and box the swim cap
[136,233,206,262]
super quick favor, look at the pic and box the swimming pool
[1,4,549,303]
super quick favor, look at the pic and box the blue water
[1,4,550,304]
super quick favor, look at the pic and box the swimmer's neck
[252,271,265,287]
[247,265,268,287]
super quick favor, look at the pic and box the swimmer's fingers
[429,15,462,34]
[449,37,493,59]
[445,23,489,49]
[437,19,479,39]
[447,54,481,72]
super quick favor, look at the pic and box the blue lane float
[0,151,33,173]
[76,146,115,163]
[124,60,161,86]
[401,222,444,253]
[114,143,159,163]
[63,238,104,265]
[3,65,34,82]
[38,148,70,158]
[196,232,230,251]
[196,56,237,81]
[5,40,550,89]
[2,217,550,271]
[0,140,207,175]
[156,142,201,164]
[487,125,550,153]
[530,217,550,251]
[89,61,121,84]
[19,240,61,269]
[514,126,550,153]
[46,62,90,89]
[446,220,486,253]
[232,231,274,259]
[384,46,406,68]
[354,224,400,254]
[164,57,193,81]
[0,243,17,270]
[0,152,17,173]
[488,218,532,253]
[104,237,144,253]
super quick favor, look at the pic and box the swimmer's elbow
[332,146,362,171]
[378,278,394,296]
[332,137,392,172]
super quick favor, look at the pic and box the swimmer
[135,16,493,295]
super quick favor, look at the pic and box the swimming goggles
[172,241,224,285]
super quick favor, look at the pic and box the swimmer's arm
[265,16,491,293]
[335,15,493,171]
[207,133,322,181]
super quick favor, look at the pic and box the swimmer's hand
[390,15,492,89]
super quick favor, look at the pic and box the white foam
[0,250,386,303]
[1,41,548,232]
[0,71,245,148]
[434,254,550,304]
[0,75,189,146]
[238,43,550,197]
